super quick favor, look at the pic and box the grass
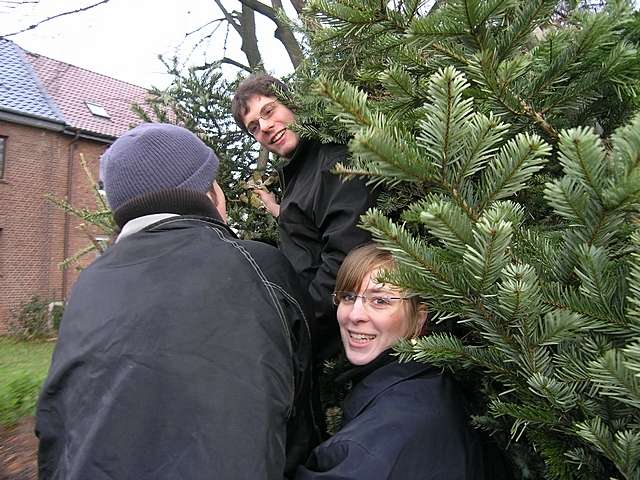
[0,337,55,427]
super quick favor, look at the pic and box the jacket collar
[342,357,437,422]
[280,138,314,171]
[117,214,234,242]
[116,214,179,242]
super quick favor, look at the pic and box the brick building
[0,38,153,332]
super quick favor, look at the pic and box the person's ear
[414,304,428,338]
[206,181,227,223]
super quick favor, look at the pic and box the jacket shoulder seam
[265,281,312,340]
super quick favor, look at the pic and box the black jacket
[36,216,319,480]
[295,358,485,480]
[279,140,375,361]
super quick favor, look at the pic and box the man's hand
[253,188,280,217]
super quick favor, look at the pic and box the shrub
[9,296,56,340]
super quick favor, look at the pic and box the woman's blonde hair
[335,243,427,338]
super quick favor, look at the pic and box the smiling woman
[332,244,427,366]
[295,243,490,480]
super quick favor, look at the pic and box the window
[0,136,6,179]
[85,102,111,119]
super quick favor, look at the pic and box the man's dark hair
[232,74,289,133]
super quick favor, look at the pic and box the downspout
[61,133,80,299]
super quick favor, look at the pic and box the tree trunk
[257,147,270,170]
[290,0,304,15]
[239,0,304,68]
[240,4,264,71]
[271,0,304,67]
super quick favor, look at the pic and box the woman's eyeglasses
[246,101,279,137]
[332,291,408,310]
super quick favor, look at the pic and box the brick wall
[0,120,109,333]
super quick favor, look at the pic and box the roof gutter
[62,127,116,145]
[0,108,65,132]
[0,109,119,144]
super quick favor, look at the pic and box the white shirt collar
[116,213,179,243]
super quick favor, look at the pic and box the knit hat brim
[113,188,220,228]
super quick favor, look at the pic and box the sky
[0,0,296,89]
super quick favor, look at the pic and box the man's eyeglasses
[332,291,408,310]
[246,101,279,137]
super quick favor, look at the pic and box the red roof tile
[26,51,150,139]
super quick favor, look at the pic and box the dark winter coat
[295,357,486,480]
[36,215,320,480]
[278,140,375,361]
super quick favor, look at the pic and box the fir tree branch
[589,350,640,410]
[574,244,623,324]
[417,66,474,183]
[361,209,467,297]
[463,214,513,292]
[544,177,592,226]
[349,126,438,184]
[575,417,622,470]
[477,132,550,212]
[626,241,640,330]
[313,76,375,132]
[527,372,578,411]
[430,42,472,66]
[58,243,99,270]
[453,112,509,189]
[497,262,543,328]
[557,127,607,206]
[410,199,473,254]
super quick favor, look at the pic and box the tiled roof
[0,38,63,123]
[26,51,149,139]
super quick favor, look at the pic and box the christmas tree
[292,1,640,478]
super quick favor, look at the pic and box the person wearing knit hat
[37,123,319,480]
[99,122,224,231]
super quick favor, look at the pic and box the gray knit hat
[100,123,219,211]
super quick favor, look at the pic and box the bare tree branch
[238,0,279,22]
[182,21,228,65]
[271,0,285,11]
[0,0,39,9]
[220,56,252,72]
[428,0,447,14]
[189,58,252,73]
[0,1,39,4]
[238,0,303,67]
[212,0,242,34]
[2,0,111,36]
[184,17,226,38]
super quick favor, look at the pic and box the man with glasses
[232,74,375,362]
